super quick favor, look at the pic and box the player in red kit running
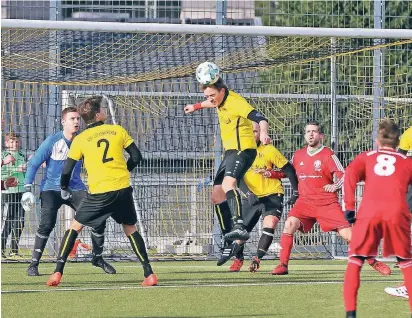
[343,119,412,318]
[272,120,390,276]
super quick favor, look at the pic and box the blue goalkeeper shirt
[24,131,86,192]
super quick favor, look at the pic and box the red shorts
[288,199,350,233]
[349,215,412,259]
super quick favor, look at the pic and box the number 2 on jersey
[374,154,396,176]
[97,139,114,163]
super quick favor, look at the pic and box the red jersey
[344,149,412,216]
[292,146,344,204]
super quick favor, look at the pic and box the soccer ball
[196,61,220,85]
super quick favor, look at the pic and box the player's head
[77,96,108,125]
[200,78,228,107]
[4,132,20,150]
[252,122,260,143]
[61,107,80,134]
[304,120,324,147]
[376,119,400,149]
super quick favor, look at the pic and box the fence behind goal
[1,20,411,261]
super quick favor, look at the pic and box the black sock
[31,233,49,266]
[226,189,243,224]
[90,231,104,257]
[346,310,356,318]
[55,229,78,274]
[235,244,244,260]
[128,231,153,278]
[214,201,232,235]
[256,228,275,259]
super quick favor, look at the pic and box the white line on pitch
[1,280,403,294]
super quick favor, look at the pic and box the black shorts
[75,187,137,230]
[259,194,284,219]
[213,149,257,186]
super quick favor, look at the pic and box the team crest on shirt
[314,160,322,171]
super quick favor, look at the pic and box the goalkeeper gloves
[61,188,73,201]
[21,185,36,212]
[344,210,356,224]
[286,190,299,205]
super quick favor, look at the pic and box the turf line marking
[2,280,403,294]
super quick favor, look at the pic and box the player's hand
[184,105,195,114]
[344,210,356,224]
[61,188,73,201]
[286,190,299,205]
[5,177,18,188]
[260,133,271,145]
[253,168,266,175]
[2,154,16,165]
[17,164,27,172]
[21,185,36,212]
[323,184,338,193]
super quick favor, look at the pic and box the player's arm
[343,154,366,223]
[184,100,217,113]
[120,126,142,171]
[24,137,53,187]
[324,153,345,193]
[125,143,143,171]
[61,138,82,198]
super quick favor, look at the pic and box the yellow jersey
[217,91,257,151]
[244,143,288,197]
[68,122,134,194]
[399,126,412,154]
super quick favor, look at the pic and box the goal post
[2,20,411,261]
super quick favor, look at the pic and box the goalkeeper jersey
[24,131,86,192]
[399,126,412,154]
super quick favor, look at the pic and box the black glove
[344,210,356,224]
[286,190,299,205]
[61,188,73,201]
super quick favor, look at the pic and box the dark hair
[61,106,78,119]
[377,119,400,148]
[200,77,228,92]
[77,96,105,124]
[305,120,322,133]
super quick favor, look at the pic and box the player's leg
[47,220,84,286]
[222,149,257,241]
[70,190,115,274]
[113,187,157,286]
[9,193,24,257]
[250,194,283,273]
[343,256,365,318]
[272,200,315,275]
[47,191,113,286]
[1,194,13,257]
[343,216,381,317]
[27,191,63,276]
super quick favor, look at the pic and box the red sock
[343,257,363,312]
[279,233,294,265]
[399,260,412,312]
[366,257,375,265]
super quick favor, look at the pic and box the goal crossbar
[3,19,412,39]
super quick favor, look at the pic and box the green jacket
[1,150,27,193]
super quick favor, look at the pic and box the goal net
[2,22,411,261]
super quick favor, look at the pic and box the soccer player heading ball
[185,62,271,241]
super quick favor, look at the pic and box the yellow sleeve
[68,137,83,161]
[265,145,288,168]
[399,127,412,151]
[235,99,255,119]
[119,126,134,148]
